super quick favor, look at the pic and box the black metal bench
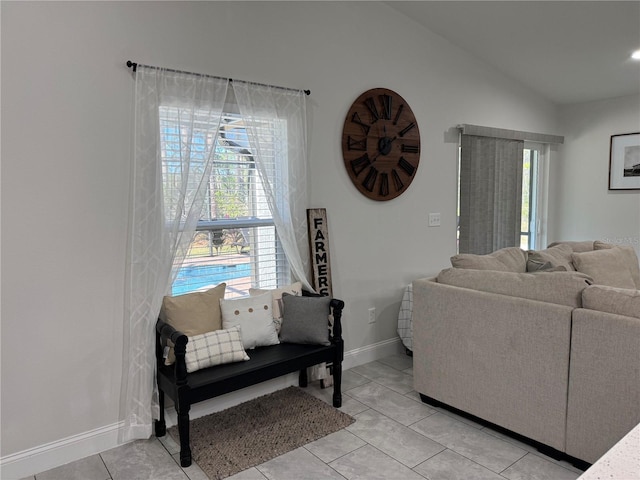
[154,296,345,467]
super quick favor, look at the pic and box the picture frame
[609,132,640,190]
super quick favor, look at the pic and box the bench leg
[176,398,192,467]
[299,368,308,387]
[155,389,166,437]
[332,361,342,408]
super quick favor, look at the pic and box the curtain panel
[232,81,314,292]
[459,134,524,255]
[121,67,229,441]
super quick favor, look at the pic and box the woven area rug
[168,386,355,479]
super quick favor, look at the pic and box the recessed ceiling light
[632,50,640,60]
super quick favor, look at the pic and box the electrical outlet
[428,212,441,227]
[368,307,376,324]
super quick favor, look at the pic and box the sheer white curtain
[121,66,229,441]
[232,81,313,291]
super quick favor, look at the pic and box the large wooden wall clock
[342,88,421,201]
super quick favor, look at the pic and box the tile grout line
[498,450,529,476]
[97,453,114,480]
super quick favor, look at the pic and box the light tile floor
[24,355,584,480]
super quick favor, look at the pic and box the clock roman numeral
[401,144,420,154]
[351,112,371,135]
[393,104,404,125]
[347,136,367,151]
[398,122,416,137]
[350,154,370,177]
[380,94,392,120]
[362,166,379,192]
[398,157,416,177]
[392,169,404,191]
[379,172,389,197]
[364,97,380,123]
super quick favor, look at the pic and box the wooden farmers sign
[307,208,332,297]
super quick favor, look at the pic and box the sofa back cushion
[582,284,640,319]
[450,247,527,272]
[593,241,640,289]
[436,268,592,308]
[571,248,637,290]
[547,240,595,252]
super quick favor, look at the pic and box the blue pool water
[172,262,251,295]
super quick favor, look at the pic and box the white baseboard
[0,422,125,480]
[343,336,404,370]
[0,337,404,479]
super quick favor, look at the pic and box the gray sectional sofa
[412,241,640,465]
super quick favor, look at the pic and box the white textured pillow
[249,282,303,331]
[220,292,279,349]
[184,326,249,373]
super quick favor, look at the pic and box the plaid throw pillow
[185,326,249,373]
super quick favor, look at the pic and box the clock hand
[370,136,397,163]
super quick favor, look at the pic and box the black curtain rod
[126,61,310,96]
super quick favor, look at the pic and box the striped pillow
[185,326,249,373]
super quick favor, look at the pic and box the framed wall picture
[609,132,640,190]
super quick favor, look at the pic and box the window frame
[522,141,549,250]
[160,106,291,297]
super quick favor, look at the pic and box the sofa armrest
[582,284,640,319]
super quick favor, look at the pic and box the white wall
[551,95,640,250]
[1,0,559,469]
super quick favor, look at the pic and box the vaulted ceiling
[386,1,640,105]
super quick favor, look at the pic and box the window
[160,107,290,297]
[521,142,548,250]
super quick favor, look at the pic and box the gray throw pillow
[527,244,575,272]
[528,261,568,272]
[279,294,331,346]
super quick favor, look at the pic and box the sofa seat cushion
[437,268,593,308]
[582,284,640,319]
[572,248,637,289]
[450,247,527,272]
[527,244,575,272]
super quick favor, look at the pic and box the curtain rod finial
[126,60,137,72]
